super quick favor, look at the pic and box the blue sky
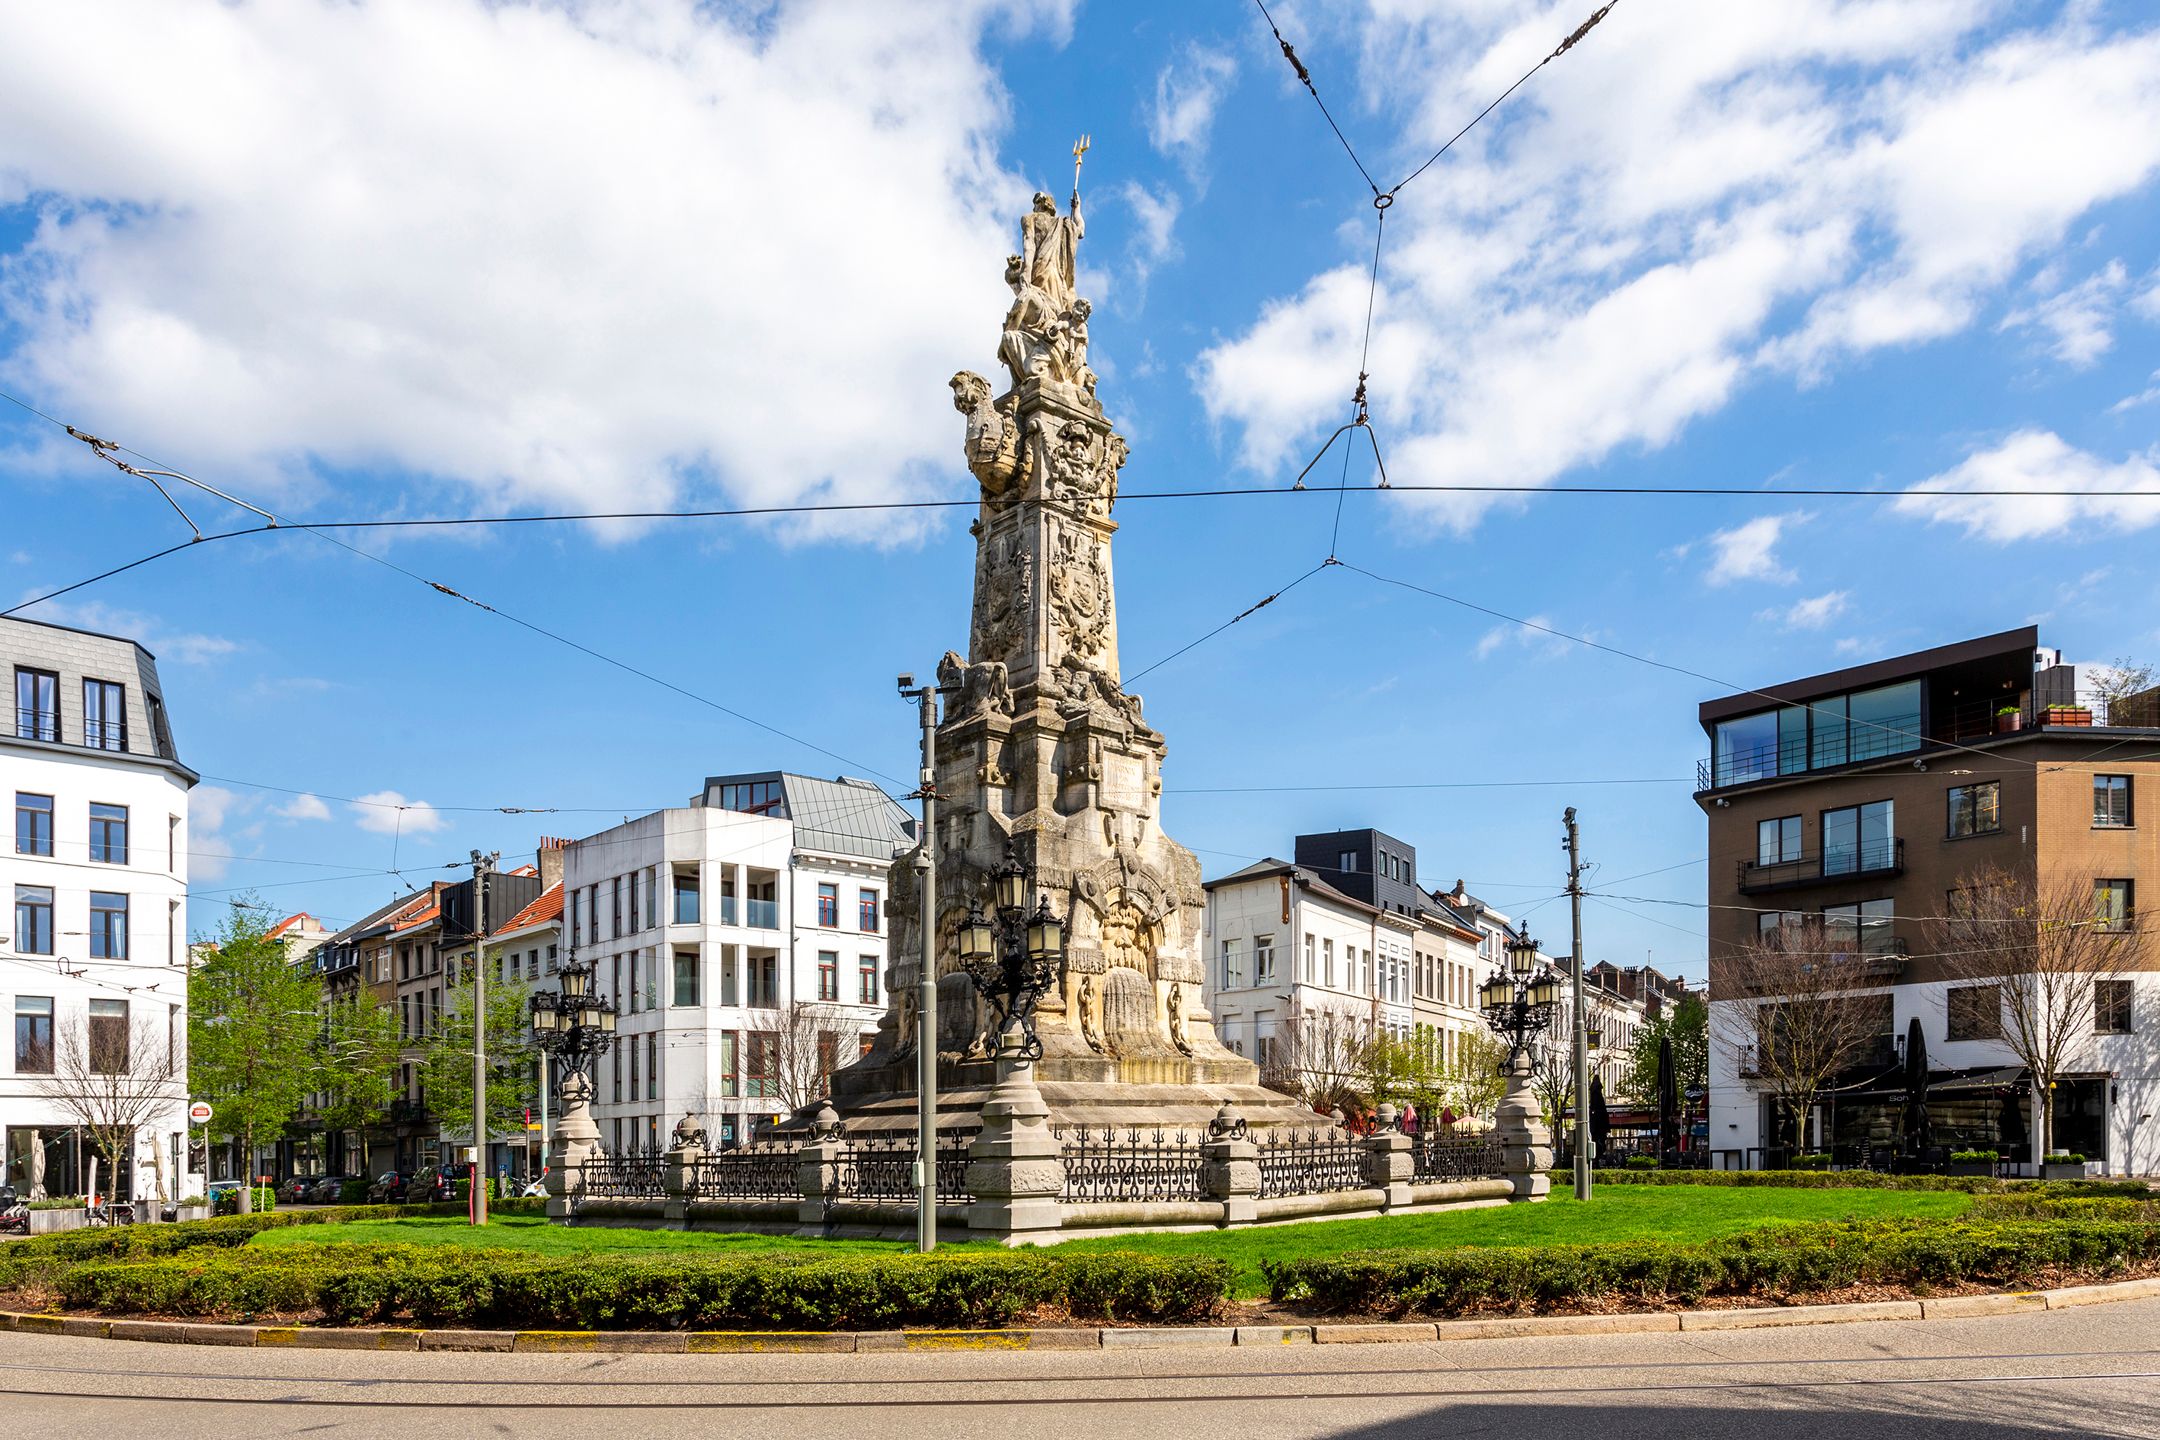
[4,1,2159,981]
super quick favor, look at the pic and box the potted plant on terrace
[1993,705,2023,734]
[2042,704,2092,726]
[2041,1152,2088,1181]
[1947,1147,1999,1177]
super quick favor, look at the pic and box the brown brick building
[1695,626,2159,1173]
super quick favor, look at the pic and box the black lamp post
[527,949,619,1090]
[954,845,1067,1061]
[1478,922,1562,1067]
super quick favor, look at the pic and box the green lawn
[252,1185,1972,1300]
[1056,1184,1973,1296]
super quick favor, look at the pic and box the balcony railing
[1737,839,1904,893]
[744,899,779,930]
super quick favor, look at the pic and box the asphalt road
[2,1299,2158,1439]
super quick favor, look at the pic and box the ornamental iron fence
[1256,1127,1367,1199]
[1056,1125,1205,1204]
[831,1128,980,1203]
[578,1148,667,1199]
[1411,1132,1505,1182]
[690,1144,798,1202]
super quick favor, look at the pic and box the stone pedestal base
[965,1031,1066,1240]
[1494,1056,1552,1203]
[544,1071,602,1222]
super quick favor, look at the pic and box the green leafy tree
[1444,1028,1511,1122]
[1620,993,1709,1105]
[316,997,403,1180]
[187,900,321,1212]
[418,974,536,1155]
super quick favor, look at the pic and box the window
[1322,937,1334,988]
[2095,879,2135,932]
[1756,815,1803,866]
[673,869,699,925]
[610,876,622,938]
[1822,800,1894,875]
[1756,909,1804,938]
[647,1033,659,1100]
[546,944,558,974]
[2096,979,2134,1035]
[1823,899,1895,956]
[744,1032,776,1097]
[716,780,786,816]
[746,953,778,1007]
[858,888,879,932]
[674,950,700,1006]
[817,883,839,927]
[89,803,128,864]
[14,668,59,742]
[644,868,659,930]
[14,996,53,1074]
[14,885,54,954]
[818,950,839,1001]
[628,1032,639,1096]
[859,955,879,1004]
[88,998,129,1073]
[1947,984,2001,1041]
[719,1032,739,1097]
[1338,850,1357,876]
[1254,934,1276,983]
[1220,937,1245,990]
[1947,782,2000,838]
[15,793,53,856]
[1302,933,1314,981]
[2095,775,2133,829]
[82,679,127,752]
[627,871,641,932]
[569,890,584,947]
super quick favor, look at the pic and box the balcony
[744,898,779,930]
[1737,839,1904,894]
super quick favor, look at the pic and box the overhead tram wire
[0,394,909,792]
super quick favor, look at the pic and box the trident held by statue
[1071,134,1089,200]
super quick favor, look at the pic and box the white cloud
[1758,589,1850,629]
[1893,430,2160,542]
[0,0,1071,546]
[188,785,245,881]
[2111,369,2160,415]
[1472,615,1572,660]
[277,793,332,823]
[351,791,448,836]
[1701,512,1805,586]
[9,596,238,663]
[1999,260,2128,366]
[2136,265,2160,321]
[1196,5,2160,530]
[1117,181,1182,288]
[1149,44,1237,176]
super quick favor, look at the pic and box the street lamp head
[993,849,1029,914]
[1026,897,1064,964]
[1478,974,1514,1017]
[1506,921,1539,978]
[1527,973,1563,1010]
[958,901,996,966]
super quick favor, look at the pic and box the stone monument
[831,155,1325,1136]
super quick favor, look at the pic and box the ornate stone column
[544,1069,602,1222]
[1362,1101,1414,1210]
[965,1027,1066,1240]
[1494,1055,1552,1202]
[662,1120,704,1228]
[1200,1100,1259,1227]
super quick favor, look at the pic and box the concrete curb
[3,1275,2154,1354]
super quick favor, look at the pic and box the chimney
[538,836,569,891]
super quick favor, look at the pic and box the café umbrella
[1902,1018,1932,1160]
[1657,1036,1681,1163]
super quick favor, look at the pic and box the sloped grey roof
[699,770,915,862]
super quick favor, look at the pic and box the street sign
[188,1101,213,1124]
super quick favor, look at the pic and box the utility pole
[1564,808,1591,1201]
[470,848,498,1225]
[899,674,942,1253]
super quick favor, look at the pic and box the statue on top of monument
[1021,188,1083,312]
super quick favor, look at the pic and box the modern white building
[563,771,912,1152]
[3,615,197,1203]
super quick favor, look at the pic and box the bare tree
[767,1001,869,1114]
[37,1011,185,1204]
[1924,865,2144,1161]
[1260,1005,1372,1117]
[2089,657,2156,726]
[1710,921,1891,1154]
[1445,1028,1510,1122]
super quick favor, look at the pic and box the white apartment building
[563,772,912,1152]
[4,616,197,1203]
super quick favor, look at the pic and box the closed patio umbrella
[1902,1018,1932,1162]
[1656,1036,1680,1163]
[1589,1076,1611,1162]
[26,1129,45,1202]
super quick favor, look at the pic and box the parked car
[365,1172,409,1204]
[405,1162,474,1203]
[307,1174,355,1205]
[277,1176,317,1206]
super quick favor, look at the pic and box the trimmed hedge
[1264,1218,2160,1317]
[1550,1168,2152,1197]
[50,1247,1231,1329]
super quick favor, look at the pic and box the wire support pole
[471,848,497,1226]
[900,676,943,1254]
[1564,807,1591,1202]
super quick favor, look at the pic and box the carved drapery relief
[1100,967,1157,1057]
